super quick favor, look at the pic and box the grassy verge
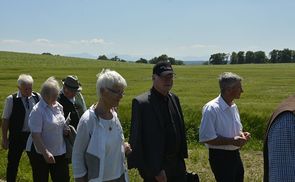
[0,145,263,181]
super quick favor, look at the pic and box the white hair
[40,77,60,99]
[96,69,127,98]
[219,72,242,93]
[17,74,33,86]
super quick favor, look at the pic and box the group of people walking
[1,61,293,182]
[2,74,88,182]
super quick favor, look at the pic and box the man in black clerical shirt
[128,61,188,182]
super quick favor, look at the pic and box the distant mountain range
[184,60,207,65]
[65,53,97,59]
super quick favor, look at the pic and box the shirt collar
[89,105,102,123]
[39,97,61,109]
[16,91,34,98]
[39,98,48,109]
[218,94,235,111]
[16,91,22,98]
[151,87,169,102]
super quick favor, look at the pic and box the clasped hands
[233,132,251,147]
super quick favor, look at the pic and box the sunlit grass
[1,51,294,181]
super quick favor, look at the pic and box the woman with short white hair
[72,69,131,182]
[26,77,69,182]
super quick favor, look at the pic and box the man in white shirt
[1,74,40,182]
[199,72,250,182]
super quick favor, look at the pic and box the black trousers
[143,174,186,182]
[6,132,29,182]
[27,146,69,182]
[141,157,187,182]
[209,148,244,182]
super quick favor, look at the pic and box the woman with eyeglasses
[72,69,132,182]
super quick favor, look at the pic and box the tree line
[97,54,184,65]
[208,49,295,65]
[97,55,127,62]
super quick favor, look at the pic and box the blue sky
[1,0,294,61]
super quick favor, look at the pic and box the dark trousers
[209,148,244,182]
[27,146,69,182]
[143,175,186,182]
[6,132,29,182]
[103,173,125,182]
[142,157,186,182]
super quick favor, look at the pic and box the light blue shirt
[26,98,66,156]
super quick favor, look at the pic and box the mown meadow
[1,51,295,181]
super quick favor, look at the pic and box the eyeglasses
[106,88,125,96]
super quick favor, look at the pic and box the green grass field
[1,51,294,181]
